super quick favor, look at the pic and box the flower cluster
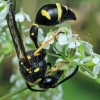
[37,22,100,83]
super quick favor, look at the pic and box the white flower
[92,57,100,64]
[68,41,80,49]
[55,58,63,64]
[73,58,80,62]
[68,34,80,49]
[15,8,31,22]
[38,28,44,42]
[0,19,7,27]
[83,41,93,55]
[53,42,63,54]
[85,71,97,79]
[93,63,100,78]
[10,74,16,83]
[42,31,55,49]
[57,33,69,45]
[0,0,10,20]
[57,26,72,45]
[25,37,33,44]
[80,57,91,64]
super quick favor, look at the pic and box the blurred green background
[0,0,100,100]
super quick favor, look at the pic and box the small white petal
[57,33,68,45]
[15,13,25,22]
[38,28,44,34]
[0,3,3,7]
[54,42,63,53]
[80,57,91,64]
[55,58,63,64]
[24,13,31,22]
[68,42,75,48]
[92,58,100,64]
[25,37,33,44]
[0,1,9,20]
[68,67,76,75]
[12,56,18,65]
[73,58,80,62]
[84,41,93,55]
[38,32,44,42]
[9,75,16,83]
[48,35,54,44]
[84,71,96,78]
[93,63,100,75]
[42,35,54,44]
[76,41,80,47]
[67,28,72,39]
[93,75,98,79]
[0,20,7,27]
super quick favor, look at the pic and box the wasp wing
[6,0,28,62]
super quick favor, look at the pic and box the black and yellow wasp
[6,0,78,92]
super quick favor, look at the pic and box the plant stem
[0,86,27,100]
[47,52,62,58]
[53,45,63,56]
[79,69,93,79]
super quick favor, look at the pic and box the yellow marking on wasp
[27,55,31,60]
[41,10,51,20]
[56,3,62,21]
[34,32,60,56]
[20,62,23,65]
[32,23,38,27]
[34,78,42,84]
[47,61,67,74]
[64,6,68,10]
[26,68,32,74]
[33,52,40,56]
[34,68,40,72]
[20,56,24,59]
[31,33,34,36]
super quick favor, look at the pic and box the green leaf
[85,60,95,67]
[0,54,5,63]
[3,43,12,55]
[96,78,100,84]
[78,41,84,55]
[0,4,5,12]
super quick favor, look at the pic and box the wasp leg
[47,61,67,74]
[30,24,39,48]
[34,32,61,56]
[26,82,47,92]
[52,66,79,88]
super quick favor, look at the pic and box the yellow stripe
[27,55,31,60]
[34,78,42,84]
[41,10,51,20]
[34,68,40,72]
[32,23,38,27]
[56,3,62,20]
[26,68,32,73]
[64,6,68,10]
[31,33,34,36]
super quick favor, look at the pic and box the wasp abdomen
[35,3,76,26]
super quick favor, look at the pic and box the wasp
[7,1,78,92]
[30,3,77,48]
